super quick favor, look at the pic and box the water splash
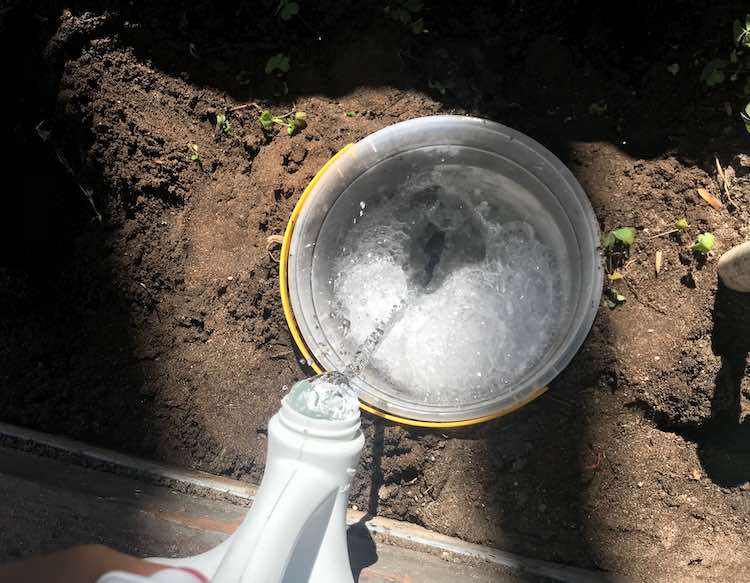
[286,372,359,420]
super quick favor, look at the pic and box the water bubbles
[328,186,562,406]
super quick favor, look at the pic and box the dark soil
[2,1,750,581]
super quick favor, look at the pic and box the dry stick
[715,156,739,209]
[648,228,679,240]
[228,102,262,113]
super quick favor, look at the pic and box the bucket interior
[287,117,601,423]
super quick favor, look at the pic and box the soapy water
[286,372,360,420]
[329,182,563,405]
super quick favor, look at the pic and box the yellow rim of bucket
[279,144,548,428]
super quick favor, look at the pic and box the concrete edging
[0,421,618,583]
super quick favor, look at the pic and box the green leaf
[741,102,750,133]
[259,110,274,129]
[602,231,616,249]
[603,288,626,309]
[675,218,689,231]
[287,116,307,136]
[692,232,715,253]
[265,53,290,75]
[700,59,727,86]
[736,16,750,48]
[279,1,299,20]
[612,227,636,246]
[345,111,356,117]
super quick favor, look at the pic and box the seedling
[649,219,690,240]
[287,111,307,135]
[741,102,750,132]
[692,232,715,254]
[276,0,299,20]
[701,14,750,133]
[603,288,626,309]
[265,53,290,76]
[259,109,307,136]
[734,14,750,49]
[602,227,636,249]
[602,226,635,273]
[345,111,356,117]
[189,143,203,171]
[216,113,231,134]
[385,0,426,34]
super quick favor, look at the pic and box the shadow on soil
[690,282,750,487]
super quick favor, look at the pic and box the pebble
[717,241,750,292]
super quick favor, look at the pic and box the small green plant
[385,0,426,34]
[602,226,635,274]
[675,218,689,231]
[602,227,636,248]
[276,0,299,20]
[189,143,203,170]
[692,232,716,254]
[259,109,307,136]
[287,111,307,135]
[216,113,231,134]
[734,14,750,49]
[741,102,750,132]
[265,53,290,76]
[345,111,357,117]
[603,288,626,309]
[701,14,750,133]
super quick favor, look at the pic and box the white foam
[329,190,562,406]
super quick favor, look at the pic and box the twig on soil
[266,234,284,262]
[36,120,102,223]
[228,102,262,113]
[715,156,739,209]
[648,229,679,240]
